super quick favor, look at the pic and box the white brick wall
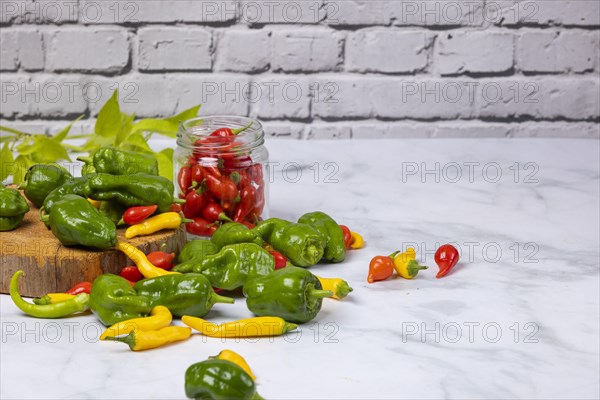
[1,0,598,139]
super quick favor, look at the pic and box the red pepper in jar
[204,174,238,202]
[202,202,233,223]
[177,166,192,194]
[190,164,204,188]
[186,217,218,236]
[434,244,460,278]
[183,189,208,219]
[339,225,352,250]
[249,186,265,220]
[248,164,264,186]
[65,281,92,295]
[368,251,400,283]
[120,266,143,283]
[209,121,253,138]
[121,205,158,226]
[233,186,257,223]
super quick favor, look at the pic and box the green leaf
[0,125,37,136]
[53,114,84,143]
[12,155,33,185]
[0,142,14,183]
[15,137,37,155]
[130,104,201,138]
[121,131,152,152]
[155,148,174,180]
[115,112,135,146]
[31,136,71,163]
[95,90,122,138]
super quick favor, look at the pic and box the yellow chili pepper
[210,350,257,381]
[182,315,297,338]
[99,306,172,340]
[87,198,101,208]
[393,248,428,279]
[115,242,180,278]
[350,231,364,249]
[103,326,191,351]
[125,212,190,239]
[316,276,353,300]
[32,293,76,305]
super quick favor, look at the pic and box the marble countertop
[1,139,599,399]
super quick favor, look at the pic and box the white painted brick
[488,1,600,27]
[0,0,78,24]
[432,123,510,138]
[0,74,87,118]
[239,0,324,25]
[306,123,351,139]
[474,77,600,120]
[346,29,433,73]
[389,1,484,26]
[0,29,44,71]
[45,28,129,73]
[352,122,434,138]
[215,30,270,73]
[311,77,373,118]
[262,122,304,139]
[510,122,600,138]
[272,29,343,72]
[138,27,212,71]
[79,0,236,24]
[517,30,598,73]
[326,1,389,26]
[250,76,310,119]
[436,31,514,75]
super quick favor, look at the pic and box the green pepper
[298,211,346,263]
[185,359,263,400]
[178,239,218,264]
[90,274,153,326]
[133,273,234,318]
[41,194,117,250]
[252,218,325,267]
[243,266,331,324]
[0,187,29,231]
[78,146,159,176]
[211,222,264,250]
[98,201,127,225]
[20,164,72,208]
[83,173,177,213]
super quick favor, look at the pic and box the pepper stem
[388,250,401,258]
[407,260,428,277]
[210,292,235,304]
[231,121,253,135]
[103,332,136,350]
[172,198,186,204]
[76,156,92,164]
[218,213,233,222]
[309,289,334,299]
[181,218,194,224]
[40,214,49,223]
[283,322,298,333]
[306,244,320,261]
[336,282,353,298]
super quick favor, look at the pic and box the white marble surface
[1,139,599,399]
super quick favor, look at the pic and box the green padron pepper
[252,218,325,267]
[78,146,159,176]
[98,201,127,225]
[21,164,72,207]
[173,243,274,291]
[90,274,153,326]
[298,211,346,263]
[178,239,218,264]
[133,273,234,318]
[0,187,29,231]
[185,359,263,400]
[243,266,332,323]
[83,173,177,213]
[211,222,263,250]
[41,195,117,249]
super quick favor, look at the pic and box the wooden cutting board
[0,198,186,297]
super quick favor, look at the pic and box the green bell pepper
[173,243,274,291]
[83,173,177,213]
[78,146,159,176]
[211,222,263,250]
[185,359,263,400]
[133,273,234,318]
[41,176,89,215]
[98,201,127,225]
[178,239,218,264]
[243,266,331,324]
[41,194,117,249]
[298,211,346,263]
[90,274,153,326]
[21,164,72,208]
[252,218,325,267]
[0,187,29,231]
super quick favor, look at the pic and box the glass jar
[174,116,269,238]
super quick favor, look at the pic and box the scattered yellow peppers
[103,326,191,351]
[125,212,189,239]
[115,242,179,278]
[100,306,172,340]
[182,316,297,338]
[393,248,428,279]
[316,276,353,300]
[210,350,257,381]
[350,232,364,249]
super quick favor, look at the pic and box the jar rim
[178,116,264,151]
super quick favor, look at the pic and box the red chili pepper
[120,266,143,282]
[249,186,265,219]
[434,244,460,278]
[269,249,288,270]
[65,281,92,295]
[169,203,182,213]
[122,205,158,225]
[183,189,208,218]
[209,122,253,137]
[190,164,204,188]
[233,185,257,222]
[201,164,222,178]
[202,202,233,223]
[340,225,352,250]
[247,164,264,186]
[186,217,218,236]
[222,155,253,173]
[368,251,400,283]
[177,166,192,194]
[147,250,176,271]
[204,174,238,202]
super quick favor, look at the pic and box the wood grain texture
[0,197,186,297]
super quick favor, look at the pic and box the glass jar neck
[177,116,264,154]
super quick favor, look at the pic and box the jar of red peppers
[174,116,268,237]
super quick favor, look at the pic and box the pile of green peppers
[0,187,29,231]
[185,359,263,400]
